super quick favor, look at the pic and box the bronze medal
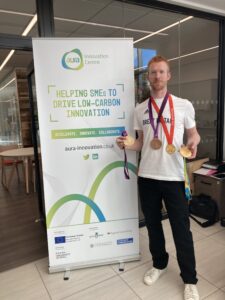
[179,146,192,158]
[124,135,135,146]
[150,138,162,149]
[166,144,176,154]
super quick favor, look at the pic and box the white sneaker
[143,267,167,285]
[184,284,199,300]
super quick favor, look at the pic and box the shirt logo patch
[143,117,171,126]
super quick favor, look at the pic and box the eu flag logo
[54,236,66,244]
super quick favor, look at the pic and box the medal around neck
[179,145,192,158]
[150,138,162,149]
[121,130,134,146]
[166,144,176,154]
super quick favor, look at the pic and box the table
[0,147,40,194]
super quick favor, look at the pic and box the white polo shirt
[134,94,196,181]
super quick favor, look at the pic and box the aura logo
[62,48,84,70]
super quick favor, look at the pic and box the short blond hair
[147,55,170,72]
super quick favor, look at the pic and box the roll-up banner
[32,38,139,273]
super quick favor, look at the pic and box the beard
[150,80,166,91]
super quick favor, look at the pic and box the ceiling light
[134,65,146,72]
[22,14,37,36]
[0,9,33,17]
[0,50,15,71]
[134,16,193,44]
[0,77,16,92]
[168,45,219,61]
[0,14,37,72]
[0,9,168,36]
[55,16,167,36]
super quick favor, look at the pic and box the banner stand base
[63,268,70,280]
[49,254,140,274]
[118,262,125,272]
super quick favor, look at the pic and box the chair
[0,145,24,189]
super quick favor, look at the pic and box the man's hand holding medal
[116,130,135,180]
[116,130,134,149]
[179,143,197,159]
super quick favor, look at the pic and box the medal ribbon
[148,92,169,139]
[121,130,130,180]
[184,158,192,201]
[151,94,175,145]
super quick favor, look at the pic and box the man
[116,55,200,300]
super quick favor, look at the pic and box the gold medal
[166,144,176,154]
[124,135,135,146]
[150,138,162,149]
[179,145,192,158]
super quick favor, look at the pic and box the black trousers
[138,176,198,284]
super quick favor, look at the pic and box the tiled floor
[1,219,225,300]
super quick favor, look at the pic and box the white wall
[159,0,225,17]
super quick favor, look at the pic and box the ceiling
[0,0,223,86]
